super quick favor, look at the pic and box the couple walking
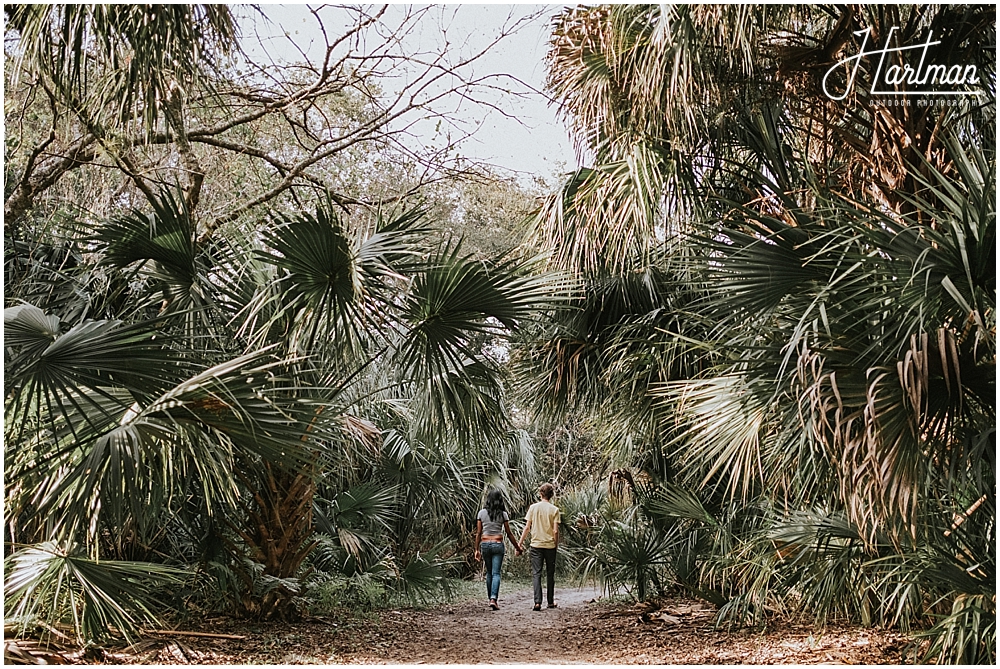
[474,483,560,612]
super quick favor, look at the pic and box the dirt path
[353,584,605,664]
[99,585,910,664]
[334,586,908,665]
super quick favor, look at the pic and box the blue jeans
[481,541,505,600]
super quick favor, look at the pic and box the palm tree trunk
[234,463,318,621]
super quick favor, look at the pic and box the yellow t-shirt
[525,500,561,549]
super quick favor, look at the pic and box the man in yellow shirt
[519,482,561,611]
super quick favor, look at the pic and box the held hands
[514,543,523,556]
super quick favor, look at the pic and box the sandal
[532,604,541,611]
[490,600,499,610]
[547,603,558,609]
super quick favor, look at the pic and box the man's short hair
[539,482,555,500]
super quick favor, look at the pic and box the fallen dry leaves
[6,588,911,664]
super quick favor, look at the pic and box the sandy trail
[354,584,605,664]
[336,583,907,665]
[98,583,909,664]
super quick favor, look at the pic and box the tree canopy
[516,4,994,663]
[4,4,995,665]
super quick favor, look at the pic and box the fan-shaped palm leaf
[4,541,186,643]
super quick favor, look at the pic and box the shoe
[490,600,499,610]
[532,604,541,611]
[547,603,558,609]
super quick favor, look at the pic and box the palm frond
[4,541,186,643]
[8,5,239,132]
[253,204,370,357]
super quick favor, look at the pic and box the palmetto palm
[523,3,994,662]
[6,4,239,134]
[5,182,563,631]
[3,304,320,636]
[535,5,993,275]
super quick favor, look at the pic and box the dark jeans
[530,546,556,606]
[481,541,505,601]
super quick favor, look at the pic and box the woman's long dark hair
[485,489,506,522]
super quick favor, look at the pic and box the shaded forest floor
[57,585,913,665]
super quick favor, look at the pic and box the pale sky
[241,3,579,183]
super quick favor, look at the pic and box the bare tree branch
[5,5,546,234]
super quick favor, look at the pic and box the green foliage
[918,594,996,665]
[306,534,458,612]
[396,541,461,605]
[583,521,672,603]
[7,4,239,132]
[5,180,558,635]
[4,541,186,643]
[5,4,995,662]
[522,6,995,662]
[309,571,391,613]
